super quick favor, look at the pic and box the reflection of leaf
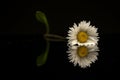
[36,53,47,66]
[35,11,49,32]
[36,41,49,67]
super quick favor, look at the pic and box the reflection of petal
[67,45,99,68]
[78,41,96,47]
[70,46,78,50]
[70,40,78,46]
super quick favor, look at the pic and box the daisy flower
[67,21,99,46]
[67,45,99,68]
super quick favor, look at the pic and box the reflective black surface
[3,0,120,79]
[1,34,120,79]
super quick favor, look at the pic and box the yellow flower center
[77,46,88,57]
[77,31,88,43]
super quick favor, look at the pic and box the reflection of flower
[67,45,99,68]
[67,21,99,46]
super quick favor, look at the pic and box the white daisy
[67,45,99,68]
[67,21,99,46]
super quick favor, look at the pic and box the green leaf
[35,11,49,33]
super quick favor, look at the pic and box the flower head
[67,45,99,68]
[67,21,99,46]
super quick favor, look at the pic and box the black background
[2,0,120,79]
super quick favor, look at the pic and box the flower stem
[44,34,66,42]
